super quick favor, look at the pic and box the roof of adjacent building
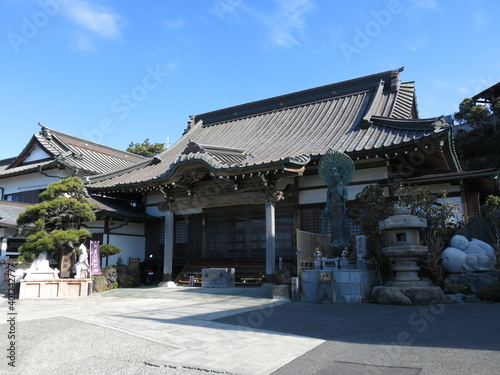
[0,124,147,178]
[87,68,459,190]
[89,196,160,221]
[472,82,500,103]
[0,201,31,228]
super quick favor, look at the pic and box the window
[5,189,42,203]
[175,220,188,244]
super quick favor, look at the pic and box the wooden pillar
[265,201,276,276]
[163,211,174,281]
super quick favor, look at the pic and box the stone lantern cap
[379,206,427,231]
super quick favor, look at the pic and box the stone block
[444,272,498,294]
[464,295,482,303]
[273,284,290,300]
[441,294,465,304]
[401,286,443,305]
[342,295,362,303]
[369,286,412,306]
[93,275,109,293]
[349,271,360,283]
[202,268,235,288]
[337,283,362,296]
[333,271,349,283]
[370,286,443,306]
[301,270,336,303]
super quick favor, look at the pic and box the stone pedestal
[301,270,336,303]
[333,269,375,303]
[19,278,92,299]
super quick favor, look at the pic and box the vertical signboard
[90,241,101,276]
[356,235,367,259]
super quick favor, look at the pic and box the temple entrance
[205,209,266,259]
[204,205,294,259]
[173,205,295,261]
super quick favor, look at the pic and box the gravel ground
[1,317,232,375]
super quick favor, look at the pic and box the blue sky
[1,0,499,159]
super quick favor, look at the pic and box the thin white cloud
[71,33,96,51]
[255,0,315,47]
[64,0,123,39]
[405,38,426,52]
[473,13,488,31]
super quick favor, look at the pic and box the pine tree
[17,177,96,264]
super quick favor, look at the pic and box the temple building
[85,68,497,283]
[0,124,154,260]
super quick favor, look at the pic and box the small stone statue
[73,240,90,278]
[441,235,496,273]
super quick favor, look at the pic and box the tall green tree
[454,97,500,170]
[17,177,96,263]
[127,138,165,157]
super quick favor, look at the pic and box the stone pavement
[2,286,324,374]
[3,285,500,375]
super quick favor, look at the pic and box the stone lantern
[370,206,443,305]
[379,206,429,286]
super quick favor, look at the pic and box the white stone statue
[73,241,90,278]
[29,251,52,271]
[24,251,59,280]
[0,238,8,262]
[441,235,496,273]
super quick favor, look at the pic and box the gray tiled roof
[0,201,30,228]
[0,125,147,178]
[89,196,160,221]
[87,68,455,190]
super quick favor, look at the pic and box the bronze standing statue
[318,148,355,256]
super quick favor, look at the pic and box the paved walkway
[3,286,324,374]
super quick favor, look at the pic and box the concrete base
[19,278,91,299]
[370,285,443,306]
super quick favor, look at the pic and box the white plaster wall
[351,167,388,183]
[101,234,146,266]
[23,145,51,163]
[299,184,386,205]
[107,221,144,236]
[299,188,327,205]
[1,169,77,195]
[82,220,105,234]
[298,175,323,188]
[299,168,388,189]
